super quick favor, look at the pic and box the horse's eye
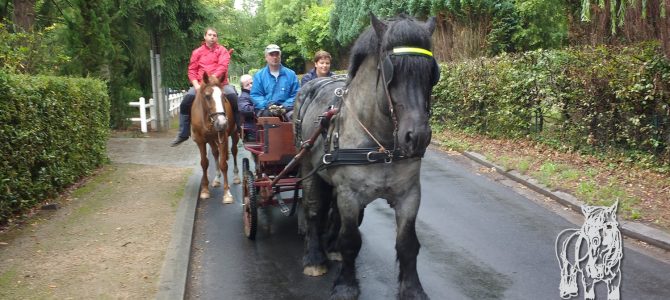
[606,224,612,229]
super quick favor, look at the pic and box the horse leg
[302,175,331,276]
[197,142,210,199]
[219,139,233,204]
[582,275,595,300]
[330,188,362,300]
[607,271,621,300]
[324,199,342,261]
[394,186,428,300]
[231,127,241,184]
[211,143,222,187]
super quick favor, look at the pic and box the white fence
[128,97,155,133]
[168,92,185,117]
[129,91,185,133]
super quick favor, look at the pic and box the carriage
[240,109,337,240]
[240,116,299,240]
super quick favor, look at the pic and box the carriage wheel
[242,158,258,240]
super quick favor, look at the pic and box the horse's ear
[609,201,619,214]
[425,16,437,34]
[370,12,387,39]
[581,205,594,216]
[203,72,210,84]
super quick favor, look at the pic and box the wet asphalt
[186,147,670,300]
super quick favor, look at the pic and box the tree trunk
[12,0,35,32]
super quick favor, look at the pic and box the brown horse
[191,72,240,204]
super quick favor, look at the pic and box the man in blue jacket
[250,44,300,119]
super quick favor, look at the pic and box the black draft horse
[294,13,439,299]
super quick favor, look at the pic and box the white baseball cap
[264,44,281,55]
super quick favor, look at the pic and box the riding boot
[170,114,191,147]
[226,92,242,137]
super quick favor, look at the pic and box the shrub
[0,71,110,224]
[432,42,670,166]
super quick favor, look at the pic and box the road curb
[460,150,670,251]
[156,166,201,300]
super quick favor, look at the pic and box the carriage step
[275,192,291,216]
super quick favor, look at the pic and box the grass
[517,159,532,174]
[64,165,118,226]
[171,173,190,209]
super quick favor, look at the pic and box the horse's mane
[347,14,434,80]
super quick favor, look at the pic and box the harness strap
[297,148,408,183]
[322,148,404,165]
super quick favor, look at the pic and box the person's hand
[193,82,201,90]
[268,104,286,116]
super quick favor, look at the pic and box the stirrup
[170,136,189,147]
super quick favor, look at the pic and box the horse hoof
[212,180,221,187]
[200,192,210,199]
[399,287,429,300]
[327,252,342,261]
[303,265,327,277]
[330,284,360,300]
[223,195,234,204]
[233,177,241,185]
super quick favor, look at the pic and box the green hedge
[0,71,110,224]
[432,42,670,166]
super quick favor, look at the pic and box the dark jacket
[238,88,256,139]
[301,68,334,86]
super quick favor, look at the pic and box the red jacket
[187,43,231,85]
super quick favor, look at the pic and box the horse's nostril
[405,131,413,143]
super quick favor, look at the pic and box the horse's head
[199,72,228,132]
[580,202,622,278]
[370,14,439,157]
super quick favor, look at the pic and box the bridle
[202,90,227,125]
[371,46,440,153]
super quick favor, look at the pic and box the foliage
[0,22,69,74]
[579,0,666,34]
[0,71,110,224]
[330,0,569,55]
[259,0,316,70]
[431,42,670,165]
[294,2,335,61]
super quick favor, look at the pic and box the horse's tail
[556,229,580,299]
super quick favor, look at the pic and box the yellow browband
[392,47,433,57]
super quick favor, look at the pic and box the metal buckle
[322,153,333,165]
[384,150,393,163]
[334,88,346,97]
[366,152,377,162]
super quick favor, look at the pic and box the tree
[294,2,335,61]
[257,0,316,71]
[12,0,34,31]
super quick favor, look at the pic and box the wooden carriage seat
[256,117,297,163]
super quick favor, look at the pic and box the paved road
[187,147,670,299]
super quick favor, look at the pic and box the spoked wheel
[242,158,258,240]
